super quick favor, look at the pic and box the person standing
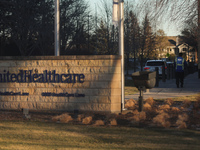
[174,53,187,88]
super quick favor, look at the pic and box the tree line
[0,0,90,56]
[140,0,198,63]
[0,0,197,65]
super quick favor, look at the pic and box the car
[144,60,167,77]
[166,61,174,67]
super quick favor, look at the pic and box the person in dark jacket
[174,53,187,88]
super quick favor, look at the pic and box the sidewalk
[125,72,200,100]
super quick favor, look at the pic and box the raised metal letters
[0,70,85,83]
[41,92,85,97]
[0,92,29,96]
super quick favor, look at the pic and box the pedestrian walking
[174,53,187,88]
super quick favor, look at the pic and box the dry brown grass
[182,99,192,108]
[158,104,171,112]
[170,107,181,119]
[93,120,105,126]
[60,113,73,123]
[10,95,199,130]
[171,107,180,113]
[143,102,152,111]
[139,111,146,121]
[164,98,174,106]
[128,110,146,123]
[193,95,200,110]
[176,113,189,129]
[145,97,155,106]
[110,118,117,126]
[82,116,93,125]
[76,114,84,122]
[52,115,60,122]
[128,110,146,126]
[132,109,139,116]
[122,95,200,129]
[52,113,73,123]
[125,99,137,109]
[152,112,171,128]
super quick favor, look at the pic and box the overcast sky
[86,0,181,36]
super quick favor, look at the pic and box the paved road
[125,71,200,100]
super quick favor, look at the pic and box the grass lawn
[0,78,199,149]
[125,79,138,95]
[0,121,200,150]
[125,79,199,102]
[155,94,199,102]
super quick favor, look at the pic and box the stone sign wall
[0,55,121,113]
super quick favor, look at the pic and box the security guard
[174,53,187,88]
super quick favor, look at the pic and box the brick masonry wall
[0,56,121,113]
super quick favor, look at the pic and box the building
[164,36,196,62]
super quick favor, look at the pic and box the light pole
[119,0,125,110]
[55,0,60,56]
[112,0,125,111]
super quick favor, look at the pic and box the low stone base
[0,55,122,113]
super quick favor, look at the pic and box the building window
[183,48,187,51]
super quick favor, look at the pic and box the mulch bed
[0,96,200,130]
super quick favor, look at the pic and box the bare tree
[181,22,198,63]
[60,0,89,55]
[139,0,197,28]
[0,0,55,56]
[139,0,199,77]
[155,29,168,59]
[97,0,113,54]
[36,0,54,55]
[140,14,155,70]
[0,0,91,56]
[9,0,42,55]
[124,2,131,74]
[129,11,141,72]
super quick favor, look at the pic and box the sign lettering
[0,70,85,83]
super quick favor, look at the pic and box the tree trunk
[134,48,136,72]
[126,53,129,75]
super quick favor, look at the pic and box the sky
[86,0,181,36]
